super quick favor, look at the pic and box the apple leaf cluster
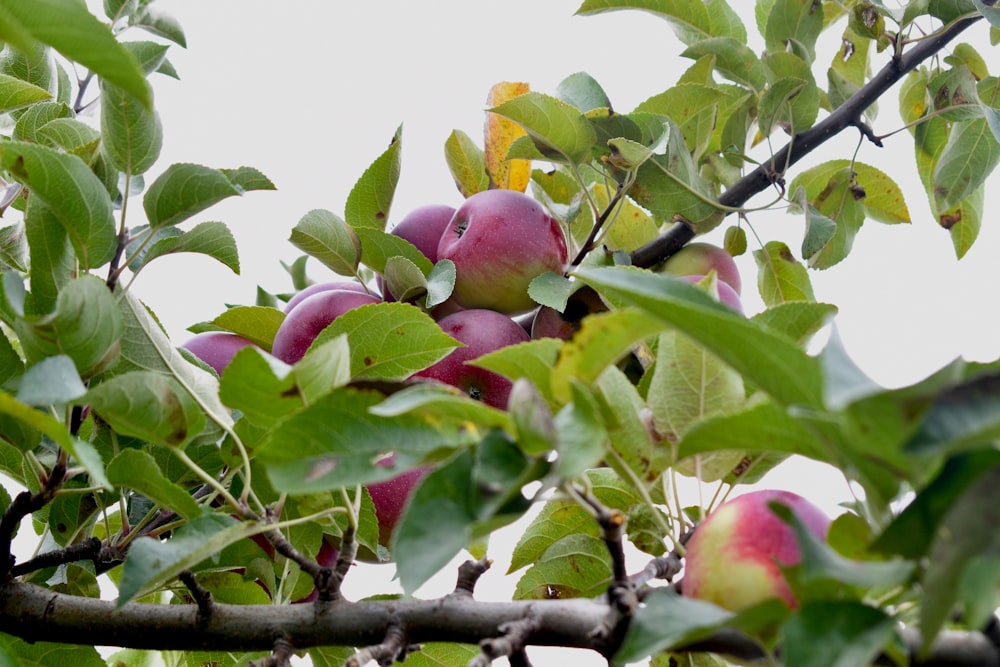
[1,1,1000,666]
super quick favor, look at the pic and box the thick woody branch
[628,14,982,269]
[1,580,997,665]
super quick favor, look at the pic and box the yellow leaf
[484,81,531,192]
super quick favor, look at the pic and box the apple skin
[680,274,744,314]
[367,464,433,545]
[283,280,375,314]
[181,331,257,375]
[530,286,609,340]
[682,489,831,611]
[414,308,529,408]
[271,289,381,364]
[437,190,568,315]
[660,242,742,295]
[389,204,456,264]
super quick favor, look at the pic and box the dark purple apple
[181,331,258,375]
[660,242,742,295]
[680,274,744,314]
[530,286,608,340]
[389,204,456,264]
[271,289,381,364]
[283,280,375,314]
[367,464,432,545]
[437,190,568,315]
[414,308,529,408]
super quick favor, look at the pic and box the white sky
[48,2,1000,664]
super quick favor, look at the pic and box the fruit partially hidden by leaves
[271,289,381,363]
[660,242,742,295]
[367,463,433,545]
[389,204,456,264]
[283,280,375,314]
[530,286,608,340]
[680,274,744,314]
[181,331,258,375]
[414,308,530,408]
[437,190,568,315]
[682,489,831,611]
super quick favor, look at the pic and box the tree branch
[628,14,982,269]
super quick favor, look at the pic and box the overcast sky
[75,4,1000,662]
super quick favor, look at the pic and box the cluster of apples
[181,189,570,545]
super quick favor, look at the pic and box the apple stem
[568,177,631,269]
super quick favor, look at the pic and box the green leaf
[0,222,27,274]
[107,448,202,520]
[370,382,512,433]
[288,208,362,276]
[554,382,608,478]
[344,125,401,232]
[86,370,207,448]
[0,71,51,113]
[514,533,612,599]
[13,100,72,143]
[116,513,248,607]
[15,354,86,406]
[386,256,429,304]
[425,259,456,309]
[15,274,123,378]
[921,462,1000,649]
[781,601,896,667]
[758,78,807,137]
[932,117,1000,211]
[0,634,104,667]
[206,305,283,351]
[219,166,276,193]
[444,129,489,198]
[595,365,667,482]
[142,163,246,228]
[634,83,732,160]
[488,91,597,164]
[132,221,240,275]
[100,80,162,175]
[2,0,151,108]
[0,141,116,269]
[129,6,187,47]
[36,118,102,163]
[788,163,866,269]
[751,301,837,347]
[612,588,734,666]
[257,387,468,493]
[218,347,300,429]
[23,199,73,315]
[973,0,1000,27]
[556,71,611,113]
[575,0,715,46]
[905,371,1000,456]
[472,338,561,408]
[765,0,825,62]
[353,227,433,276]
[575,267,823,407]
[550,306,665,403]
[311,302,460,381]
[681,38,767,91]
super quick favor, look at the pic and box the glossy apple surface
[660,242,742,295]
[414,308,529,408]
[437,190,567,314]
[181,331,257,375]
[283,280,375,314]
[682,489,831,611]
[389,204,456,264]
[271,289,381,363]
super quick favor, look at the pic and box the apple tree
[2,1,1000,666]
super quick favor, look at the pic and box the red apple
[530,286,609,340]
[292,535,340,603]
[680,274,744,314]
[283,280,375,314]
[367,464,432,545]
[437,190,568,315]
[389,204,456,264]
[181,331,257,375]
[271,289,381,364]
[413,308,529,408]
[682,489,831,611]
[660,242,742,295]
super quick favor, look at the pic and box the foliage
[1,1,999,666]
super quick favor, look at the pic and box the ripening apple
[682,489,831,611]
[389,204,456,264]
[414,308,529,408]
[679,274,744,314]
[271,288,381,364]
[530,286,609,340]
[283,280,375,314]
[660,242,742,295]
[367,463,432,545]
[437,190,568,314]
[181,331,258,375]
